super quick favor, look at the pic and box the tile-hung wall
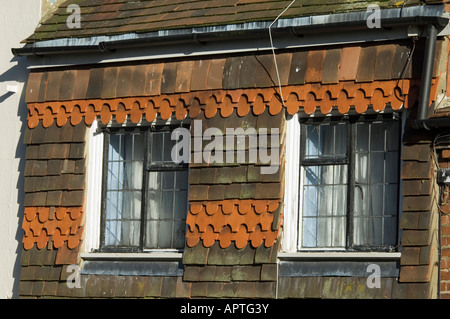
[18,38,445,298]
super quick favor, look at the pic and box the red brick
[441,270,450,281]
[442,149,450,159]
[443,226,450,236]
[442,248,450,258]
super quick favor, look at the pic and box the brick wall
[435,146,450,299]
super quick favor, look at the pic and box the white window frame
[82,118,187,258]
[281,112,405,255]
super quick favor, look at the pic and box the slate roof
[24,0,443,43]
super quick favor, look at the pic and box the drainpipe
[412,23,437,129]
[412,23,450,130]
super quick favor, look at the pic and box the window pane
[301,164,347,248]
[370,122,385,151]
[356,123,369,152]
[306,125,319,158]
[173,220,187,249]
[302,217,317,248]
[174,191,188,220]
[320,124,334,156]
[353,217,383,246]
[163,132,176,163]
[305,123,348,159]
[151,132,163,163]
[161,171,175,190]
[385,151,399,184]
[386,121,399,151]
[369,152,385,184]
[334,124,348,156]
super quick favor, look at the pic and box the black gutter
[11,15,449,57]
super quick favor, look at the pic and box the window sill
[80,252,183,261]
[79,252,184,277]
[278,251,401,261]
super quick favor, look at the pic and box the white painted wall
[0,0,41,298]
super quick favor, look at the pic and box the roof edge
[12,5,449,57]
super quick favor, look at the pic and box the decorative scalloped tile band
[26,79,433,129]
[22,207,84,250]
[186,200,282,249]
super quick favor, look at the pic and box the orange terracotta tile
[23,235,35,251]
[244,210,259,233]
[68,226,84,249]
[202,225,218,248]
[234,225,249,249]
[268,200,279,213]
[237,95,250,117]
[55,207,67,220]
[237,200,252,215]
[52,228,67,249]
[218,225,233,249]
[268,93,282,116]
[259,212,273,231]
[22,218,31,237]
[205,202,219,216]
[186,225,201,247]
[249,224,264,248]
[252,94,266,116]
[56,214,72,235]
[264,230,278,248]
[254,200,269,214]
[24,207,37,222]
[26,78,430,128]
[285,92,300,115]
[211,211,228,233]
[204,96,218,119]
[219,95,234,118]
[221,199,236,215]
[44,218,57,235]
[190,203,204,215]
[36,229,49,250]
[30,217,43,237]
[195,209,213,233]
[227,210,245,233]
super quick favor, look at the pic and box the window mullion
[346,122,356,250]
[139,129,150,251]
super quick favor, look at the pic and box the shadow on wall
[0,55,30,298]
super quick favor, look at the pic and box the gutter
[11,5,449,57]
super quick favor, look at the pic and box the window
[296,115,401,252]
[100,126,189,252]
